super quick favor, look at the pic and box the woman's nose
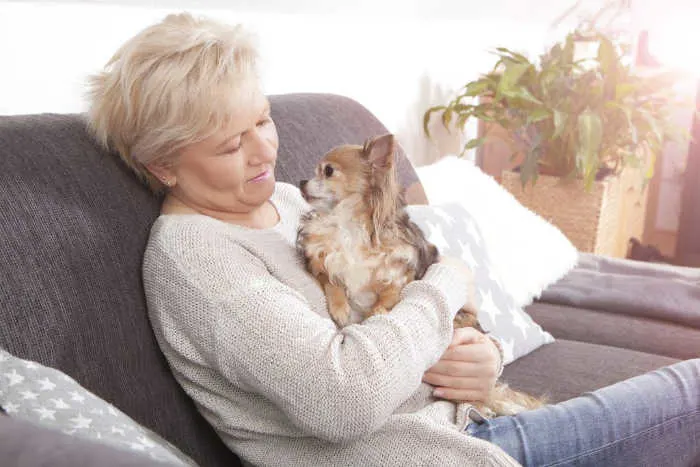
[248,128,277,164]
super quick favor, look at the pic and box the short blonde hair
[86,12,259,191]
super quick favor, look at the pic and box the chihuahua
[297,134,544,418]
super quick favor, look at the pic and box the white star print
[69,391,85,403]
[510,307,531,338]
[457,239,479,270]
[137,436,156,448]
[427,223,450,252]
[90,408,104,416]
[33,406,56,421]
[23,361,39,370]
[478,289,501,323]
[487,266,503,288]
[128,442,147,451]
[4,402,19,414]
[70,413,92,430]
[50,398,70,409]
[5,369,24,387]
[434,208,455,226]
[20,390,38,400]
[37,377,56,391]
[0,353,8,363]
[107,406,119,416]
[465,220,481,246]
[111,426,126,436]
[500,338,515,364]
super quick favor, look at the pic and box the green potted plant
[423,30,690,256]
[424,30,686,191]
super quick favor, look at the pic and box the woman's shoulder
[145,214,251,267]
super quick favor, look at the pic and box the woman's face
[166,91,279,218]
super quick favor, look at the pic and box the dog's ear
[363,134,395,170]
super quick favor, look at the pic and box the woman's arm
[145,240,468,443]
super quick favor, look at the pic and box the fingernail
[433,389,443,398]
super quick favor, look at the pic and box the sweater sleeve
[146,237,468,444]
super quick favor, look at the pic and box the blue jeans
[466,359,700,466]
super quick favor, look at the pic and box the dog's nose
[299,180,308,191]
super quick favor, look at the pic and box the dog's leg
[322,279,352,328]
[367,287,401,318]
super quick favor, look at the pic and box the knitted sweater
[142,182,519,467]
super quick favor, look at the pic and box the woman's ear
[145,161,175,186]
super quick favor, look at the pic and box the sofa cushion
[415,156,578,308]
[0,93,422,465]
[527,302,700,361]
[0,416,176,467]
[406,203,554,363]
[501,339,679,404]
[0,349,194,466]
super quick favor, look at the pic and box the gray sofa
[0,93,698,466]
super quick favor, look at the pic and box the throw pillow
[0,348,195,466]
[406,203,555,363]
[415,156,579,307]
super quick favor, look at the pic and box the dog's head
[299,134,398,214]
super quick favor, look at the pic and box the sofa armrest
[0,415,174,466]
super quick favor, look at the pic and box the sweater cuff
[418,263,469,315]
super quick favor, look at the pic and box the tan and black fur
[297,134,543,417]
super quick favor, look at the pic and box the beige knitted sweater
[142,182,519,467]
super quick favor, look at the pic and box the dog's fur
[296,134,543,417]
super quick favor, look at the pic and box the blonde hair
[86,12,259,191]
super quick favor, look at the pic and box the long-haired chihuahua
[297,134,543,417]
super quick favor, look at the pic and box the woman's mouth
[249,169,271,183]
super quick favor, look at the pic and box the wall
[0,0,566,166]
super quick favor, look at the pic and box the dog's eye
[324,165,334,177]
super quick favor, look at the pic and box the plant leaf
[526,108,551,124]
[463,137,486,151]
[597,35,617,76]
[552,110,568,139]
[463,79,492,97]
[615,83,636,101]
[577,108,603,190]
[423,106,444,138]
[441,108,453,129]
[495,47,529,64]
[497,62,529,95]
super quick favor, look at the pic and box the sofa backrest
[0,93,423,466]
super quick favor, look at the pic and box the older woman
[87,13,699,467]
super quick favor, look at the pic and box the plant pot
[501,169,649,257]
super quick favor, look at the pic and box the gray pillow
[0,349,195,466]
[406,203,554,363]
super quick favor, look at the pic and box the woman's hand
[422,327,502,403]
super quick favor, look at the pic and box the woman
[87,13,699,467]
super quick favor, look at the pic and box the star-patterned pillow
[0,348,195,466]
[406,203,555,363]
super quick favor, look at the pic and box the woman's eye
[257,117,271,127]
[220,145,240,155]
[324,165,334,177]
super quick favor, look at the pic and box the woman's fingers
[431,386,490,403]
[439,340,495,364]
[448,326,484,347]
[425,359,491,378]
[422,371,487,389]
